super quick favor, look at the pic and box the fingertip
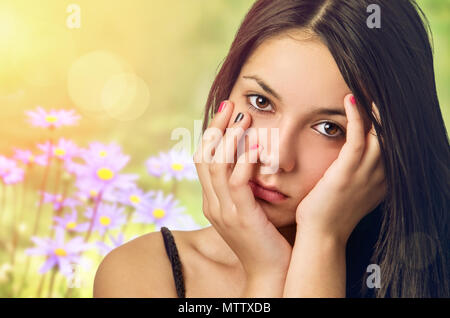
[349,94,356,105]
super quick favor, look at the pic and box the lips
[248,179,288,203]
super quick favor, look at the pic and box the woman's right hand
[193,100,293,286]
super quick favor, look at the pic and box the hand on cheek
[194,100,293,281]
[295,94,387,245]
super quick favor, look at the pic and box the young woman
[93,0,449,298]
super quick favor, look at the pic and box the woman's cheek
[298,136,342,193]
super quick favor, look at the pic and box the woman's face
[227,30,369,228]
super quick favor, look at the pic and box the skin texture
[93,30,386,298]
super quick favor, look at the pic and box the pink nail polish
[218,101,227,113]
[350,95,356,105]
[250,144,259,150]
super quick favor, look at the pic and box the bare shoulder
[93,229,196,298]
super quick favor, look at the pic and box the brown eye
[314,122,344,138]
[254,96,269,108]
[324,122,338,135]
[246,94,274,112]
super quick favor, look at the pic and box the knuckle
[221,208,238,228]
[228,177,243,190]
[221,214,235,228]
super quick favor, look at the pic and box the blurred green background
[0,0,448,298]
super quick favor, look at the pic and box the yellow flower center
[66,221,77,230]
[99,216,111,226]
[171,163,184,171]
[129,194,141,204]
[96,167,114,181]
[55,195,63,203]
[89,189,98,198]
[152,208,166,219]
[53,148,66,157]
[45,115,58,123]
[28,155,35,163]
[54,248,67,257]
[99,150,108,158]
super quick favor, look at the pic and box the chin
[256,197,296,228]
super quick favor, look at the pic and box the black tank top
[160,227,185,298]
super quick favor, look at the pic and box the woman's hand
[193,100,292,288]
[295,94,387,245]
[283,94,387,298]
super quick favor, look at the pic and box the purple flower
[145,153,166,177]
[80,142,125,163]
[64,160,86,176]
[80,203,126,236]
[0,156,24,185]
[53,207,87,233]
[13,149,47,166]
[25,228,91,277]
[37,138,80,162]
[159,149,197,182]
[103,185,154,208]
[75,142,138,194]
[25,106,80,129]
[41,192,80,211]
[134,190,186,230]
[73,181,103,204]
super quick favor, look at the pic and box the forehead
[238,31,351,109]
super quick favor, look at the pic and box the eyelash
[244,93,346,139]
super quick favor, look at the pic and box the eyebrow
[310,107,346,118]
[242,74,346,118]
[243,75,283,102]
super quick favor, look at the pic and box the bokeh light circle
[67,50,132,118]
[100,73,150,121]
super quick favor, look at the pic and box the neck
[278,224,297,247]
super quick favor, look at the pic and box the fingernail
[218,101,227,113]
[234,112,244,123]
[350,95,356,105]
[250,143,259,150]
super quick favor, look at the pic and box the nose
[269,119,296,173]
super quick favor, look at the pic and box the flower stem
[13,166,31,261]
[21,138,54,296]
[171,180,178,196]
[84,191,103,243]
[17,165,30,226]
[102,230,108,241]
[31,139,54,237]
[120,206,133,233]
[48,180,70,240]
[47,267,57,298]
[10,184,19,266]
[36,270,47,298]
[0,181,6,228]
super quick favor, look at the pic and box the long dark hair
[201,0,450,297]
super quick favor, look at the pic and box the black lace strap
[160,227,185,298]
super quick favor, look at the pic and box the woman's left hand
[295,94,387,245]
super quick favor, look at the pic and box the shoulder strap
[160,226,186,298]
